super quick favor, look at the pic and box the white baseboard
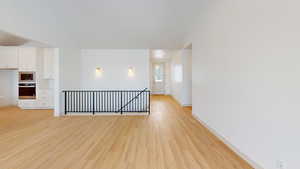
[169,95,192,107]
[19,107,54,110]
[151,92,166,95]
[182,104,192,107]
[192,113,264,169]
[66,112,149,116]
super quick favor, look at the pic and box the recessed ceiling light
[153,50,165,59]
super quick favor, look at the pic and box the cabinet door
[18,100,36,109]
[36,89,54,109]
[0,47,7,68]
[18,48,37,71]
[0,46,18,69]
[43,48,54,79]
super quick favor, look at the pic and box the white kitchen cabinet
[15,47,55,110]
[43,48,54,79]
[18,47,37,71]
[37,89,54,109]
[0,46,19,69]
[18,89,54,109]
[18,100,37,109]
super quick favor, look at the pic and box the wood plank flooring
[0,96,253,169]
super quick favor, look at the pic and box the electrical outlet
[276,160,286,169]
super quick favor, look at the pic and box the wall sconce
[95,67,103,77]
[128,66,135,77]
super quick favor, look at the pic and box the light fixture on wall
[95,67,103,77]
[128,66,135,77]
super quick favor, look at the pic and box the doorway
[149,50,171,95]
[152,63,165,94]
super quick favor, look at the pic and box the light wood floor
[0,96,253,169]
[183,106,192,115]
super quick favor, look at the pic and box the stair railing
[62,89,150,115]
[116,88,149,114]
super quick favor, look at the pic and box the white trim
[122,113,149,116]
[170,95,191,107]
[192,113,264,169]
[182,104,192,107]
[151,92,166,95]
[53,48,60,117]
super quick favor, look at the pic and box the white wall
[170,49,192,106]
[80,49,149,90]
[182,49,192,106]
[59,48,81,90]
[170,50,183,103]
[58,48,150,115]
[0,70,18,107]
[187,0,300,168]
[58,48,81,114]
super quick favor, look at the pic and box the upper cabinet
[18,47,37,71]
[0,46,19,69]
[43,48,55,79]
[0,47,54,76]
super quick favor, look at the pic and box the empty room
[0,0,299,169]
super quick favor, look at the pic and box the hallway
[0,96,252,169]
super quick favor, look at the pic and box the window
[154,64,164,82]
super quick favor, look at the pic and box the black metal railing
[62,88,150,115]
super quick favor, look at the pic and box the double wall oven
[19,72,36,83]
[19,72,36,99]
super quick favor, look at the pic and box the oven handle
[19,86,36,88]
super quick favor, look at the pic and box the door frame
[151,62,166,95]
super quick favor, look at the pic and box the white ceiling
[0,30,28,46]
[0,0,199,49]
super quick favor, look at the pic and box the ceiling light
[153,50,165,59]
